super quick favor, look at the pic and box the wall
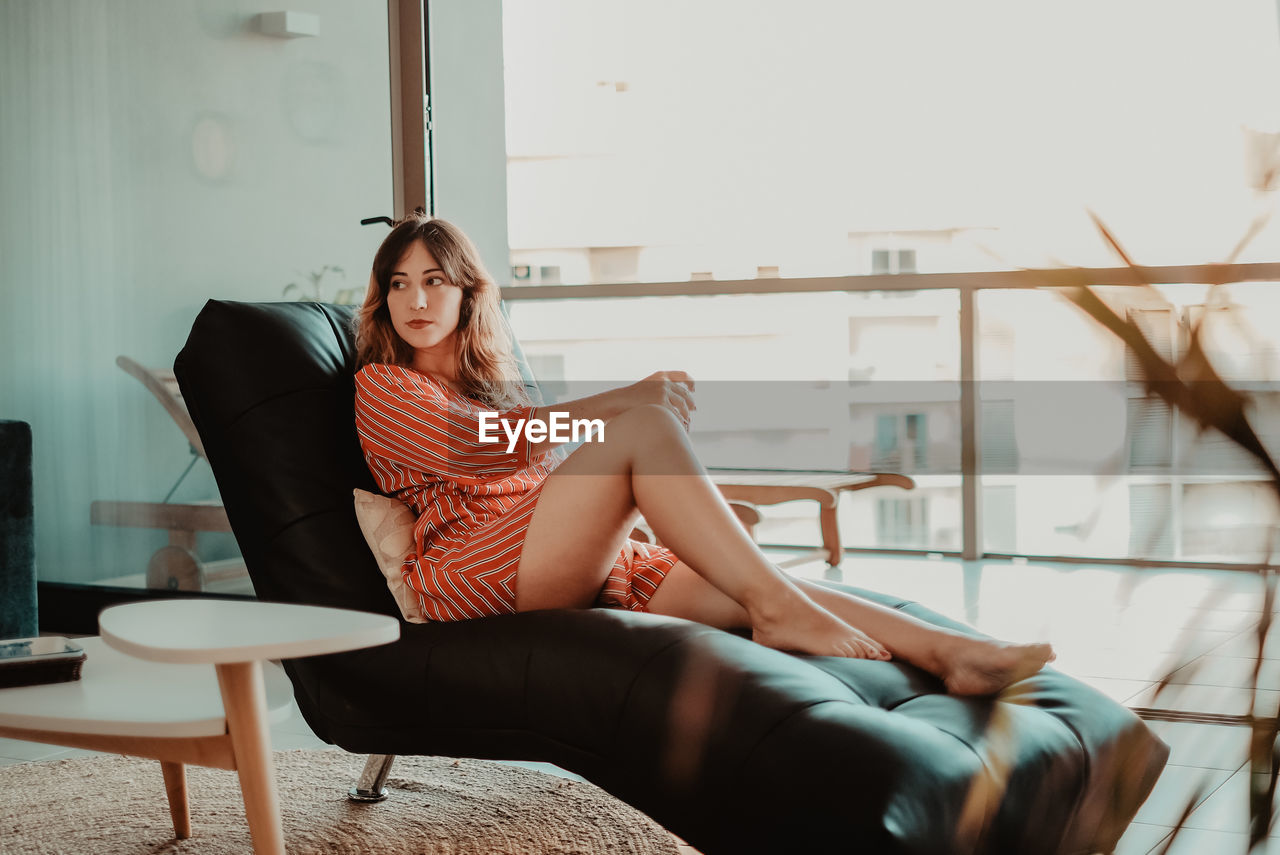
[0,0,393,582]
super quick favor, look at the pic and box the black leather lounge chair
[174,300,1168,855]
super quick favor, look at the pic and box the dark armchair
[174,300,1166,854]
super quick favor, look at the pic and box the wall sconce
[256,11,320,38]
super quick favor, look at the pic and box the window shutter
[1128,398,1172,470]
[980,399,1018,474]
[1126,308,1174,383]
[1128,483,1174,558]
[871,249,890,275]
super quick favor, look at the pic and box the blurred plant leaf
[282,265,348,303]
[1153,779,1212,855]
[1060,211,1280,854]
[1060,214,1280,498]
[1249,568,1278,846]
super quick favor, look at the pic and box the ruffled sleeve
[355,364,537,485]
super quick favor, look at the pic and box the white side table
[0,600,398,855]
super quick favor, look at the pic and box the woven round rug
[0,749,678,854]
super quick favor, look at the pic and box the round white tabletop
[0,637,294,739]
[99,600,400,665]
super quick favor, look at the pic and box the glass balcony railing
[503,267,1280,566]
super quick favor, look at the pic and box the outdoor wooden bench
[709,468,917,567]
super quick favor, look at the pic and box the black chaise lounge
[174,300,1167,855]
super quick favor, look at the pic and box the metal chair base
[347,753,396,803]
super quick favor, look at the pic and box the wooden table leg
[160,760,191,839]
[819,505,842,567]
[727,501,761,540]
[216,661,284,855]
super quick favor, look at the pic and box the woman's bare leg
[646,562,1055,695]
[515,405,889,659]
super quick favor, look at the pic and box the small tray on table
[0,637,86,689]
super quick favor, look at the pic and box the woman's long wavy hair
[355,215,530,410]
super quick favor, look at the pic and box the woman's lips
[406,320,432,329]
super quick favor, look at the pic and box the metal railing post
[959,287,982,561]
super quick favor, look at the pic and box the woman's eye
[427,277,445,287]
[390,281,406,289]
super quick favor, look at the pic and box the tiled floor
[10,551,1280,854]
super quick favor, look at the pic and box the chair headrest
[174,300,394,613]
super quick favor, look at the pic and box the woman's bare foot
[750,587,892,660]
[936,637,1055,696]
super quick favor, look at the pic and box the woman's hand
[624,371,696,430]
[529,370,695,449]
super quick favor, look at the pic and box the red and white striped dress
[354,363,677,622]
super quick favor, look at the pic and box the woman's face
[385,240,464,359]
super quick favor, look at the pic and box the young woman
[353,215,1054,695]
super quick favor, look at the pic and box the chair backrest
[116,355,207,458]
[504,307,544,406]
[175,301,395,612]
[174,300,542,611]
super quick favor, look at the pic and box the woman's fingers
[664,370,694,391]
[671,379,695,409]
[664,388,690,419]
[648,370,695,393]
[662,376,695,419]
[635,371,696,426]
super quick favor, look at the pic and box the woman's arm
[356,364,695,475]
[356,364,543,483]
[526,370,695,458]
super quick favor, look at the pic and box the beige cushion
[352,488,428,623]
